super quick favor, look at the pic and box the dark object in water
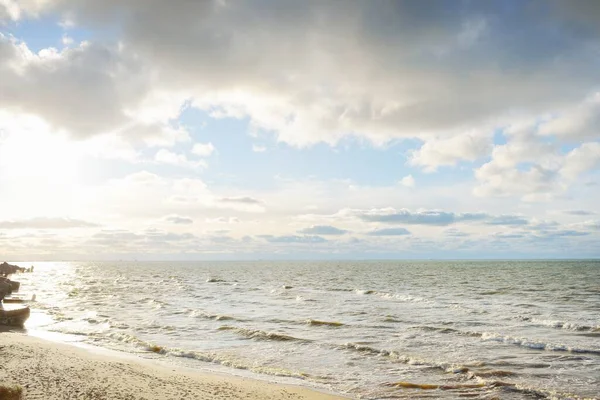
[0,306,30,327]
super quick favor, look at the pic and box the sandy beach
[0,332,347,400]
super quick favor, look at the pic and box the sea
[9,260,600,399]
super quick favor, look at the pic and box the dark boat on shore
[0,305,30,327]
[8,280,20,292]
[2,294,36,304]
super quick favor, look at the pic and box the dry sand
[0,332,348,400]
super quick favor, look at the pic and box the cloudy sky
[1,0,599,260]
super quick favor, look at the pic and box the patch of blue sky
[515,162,536,172]
[2,14,98,52]
[3,13,121,53]
[492,128,507,145]
[3,16,64,51]
[179,108,453,189]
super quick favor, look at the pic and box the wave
[46,328,91,336]
[338,343,434,367]
[409,325,461,335]
[376,292,429,303]
[338,343,519,380]
[163,348,330,382]
[305,319,344,327]
[82,317,109,324]
[480,332,600,356]
[188,309,240,322]
[389,381,487,390]
[525,318,600,332]
[323,287,431,304]
[101,331,166,353]
[295,295,317,302]
[108,321,130,329]
[217,326,310,342]
[478,290,510,295]
[137,297,169,309]
[469,369,517,378]
[90,331,324,381]
[206,277,226,283]
[386,380,563,399]
[382,316,405,323]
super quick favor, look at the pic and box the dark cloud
[563,210,596,216]
[2,0,597,149]
[357,209,488,226]
[366,228,411,236]
[0,35,171,141]
[259,235,327,244]
[165,215,194,225]
[485,215,529,226]
[219,197,262,204]
[540,230,590,238]
[297,225,349,235]
[528,221,560,231]
[492,233,525,239]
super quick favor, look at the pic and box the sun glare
[0,115,81,185]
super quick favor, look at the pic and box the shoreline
[0,331,349,400]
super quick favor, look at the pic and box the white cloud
[399,174,415,187]
[154,148,207,169]
[252,144,267,152]
[0,34,188,147]
[474,123,600,200]
[539,93,600,140]
[191,142,215,157]
[561,142,600,179]
[164,215,194,225]
[205,217,241,224]
[409,133,492,172]
[0,217,98,229]
[2,1,600,258]
[0,0,54,21]
[3,1,595,151]
[61,34,73,46]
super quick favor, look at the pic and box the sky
[0,0,599,260]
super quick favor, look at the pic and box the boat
[3,294,36,303]
[0,305,30,327]
[8,280,20,292]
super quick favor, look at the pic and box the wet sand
[0,332,347,400]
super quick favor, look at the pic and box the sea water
[12,260,600,399]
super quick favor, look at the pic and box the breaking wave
[480,332,600,355]
[217,326,310,342]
